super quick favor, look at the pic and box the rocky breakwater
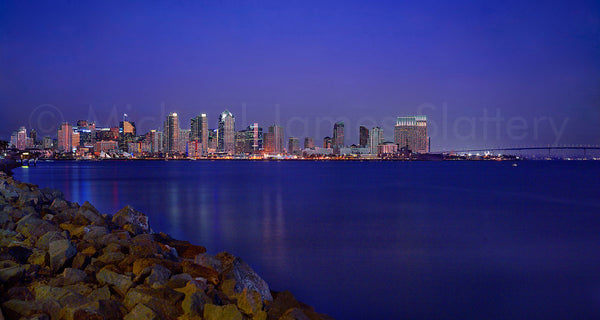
[0,172,332,320]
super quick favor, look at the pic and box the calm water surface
[13,161,600,319]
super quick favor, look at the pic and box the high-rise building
[218,110,235,154]
[208,129,218,152]
[29,129,37,146]
[190,114,208,155]
[369,127,384,154]
[288,137,300,155]
[249,123,262,153]
[323,136,332,148]
[119,116,136,151]
[179,129,190,154]
[333,121,344,148]
[266,125,284,154]
[16,127,28,150]
[146,130,163,153]
[304,137,315,149]
[264,131,274,153]
[394,116,428,153]
[359,126,369,148]
[163,113,180,153]
[57,123,78,152]
[42,136,53,150]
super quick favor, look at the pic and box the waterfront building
[394,115,428,153]
[16,127,29,150]
[359,126,369,148]
[29,129,37,146]
[264,131,274,153]
[146,130,163,153]
[94,140,119,153]
[76,121,95,146]
[163,112,180,153]
[378,142,398,156]
[288,137,300,155]
[208,129,218,152]
[218,110,235,154]
[333,121,344,148]
[119,116,136,151]
[42,136,53,150]
[57,123,79,153]
[236,124,263,154]
[9,132,17,149]
[369,127,384,154]
[265,125,284,154]
[179,129,190,154]
[304,137,315,149]
[249,123,263,153]
[323,136,332,149]
[95,127,119,141]
[190,114,208,155]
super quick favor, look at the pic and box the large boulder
[222,257,273,302]
[75,202,106,226]
[48,239,77,273]
[124,303,160,320]
[63,268,87,285]
[175,282,211,316]
[96,267,133,297]
[16,214,59,239]
[112,206,151,234]
[203,304,243,320]
[0,265,25,283]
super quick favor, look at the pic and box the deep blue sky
[1,0,599,150]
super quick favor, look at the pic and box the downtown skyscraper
[191,114,208,155]
[369,127,383,154]
[333,121,345,148]
[218,110,235,154]
[163,112,180,153]
[394,116,428,153]
[359,126,369,148]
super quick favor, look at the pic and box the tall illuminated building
[333,121,344,148]
[218,110,235,154]
[304,137,315,149]
[288,137,300,155]
[359,126,369,148]
[16,127,28,150]
[369,127,383,154]
[191,114,208,155]
[394,116,428,153]
[267,125,284,154]
[163,112,180,153]
[57,123,79,153]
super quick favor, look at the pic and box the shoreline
[0,172,332,320]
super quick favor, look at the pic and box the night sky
[1,0,599,150]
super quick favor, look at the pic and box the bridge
[441,146,600,156]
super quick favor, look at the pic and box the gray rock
[124,303,160,320]
[0,265,25,282]
[145,264,171,286]
[48,239,77,273]
[96,267,133,296]
[33,284,72,301]
[36,231,66,251]
[87,286,111,302]
[76,201,106,226]
[97,251,126,265]
[16,214,59,239]
[63,268,87,285]
[112,206,152,234]
[228,257,273,302]
[41,187,64,204]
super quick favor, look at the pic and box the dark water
[13,161,600,320]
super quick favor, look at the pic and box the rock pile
[0,172,332,320]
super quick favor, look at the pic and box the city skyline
[1,1,599,149]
